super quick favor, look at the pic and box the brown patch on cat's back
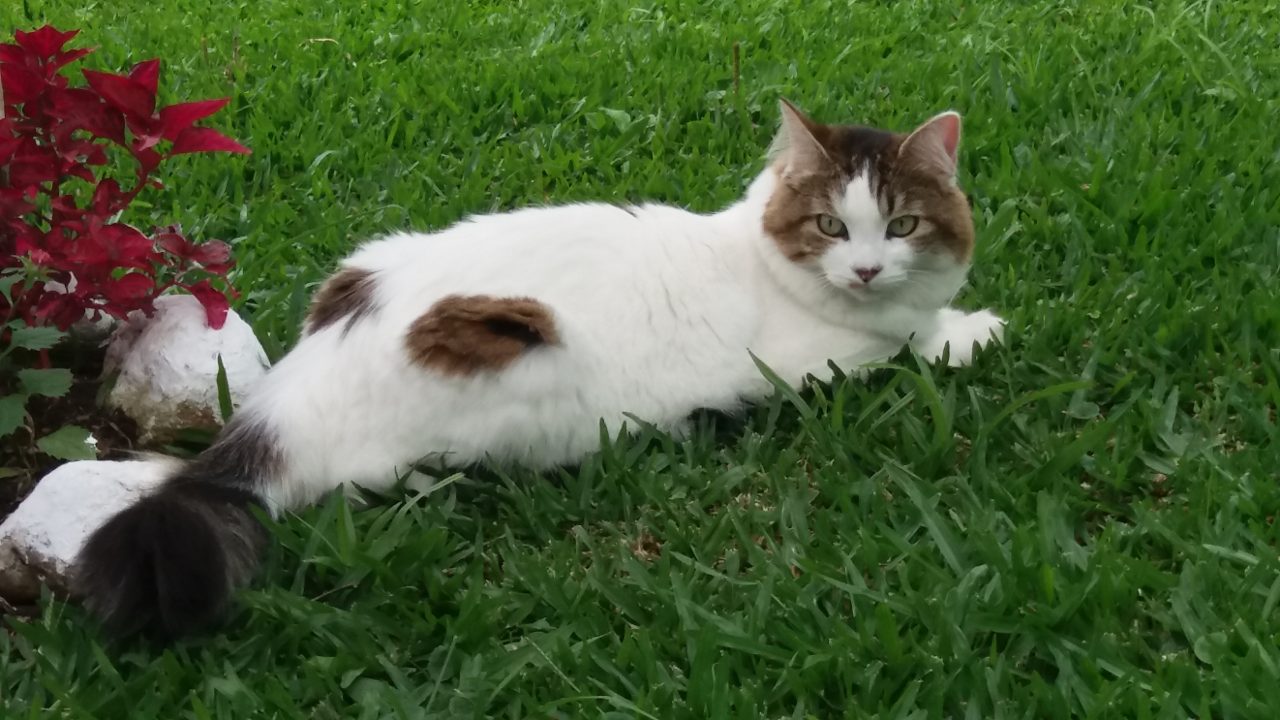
[305,266,380,334]
[406,295,560,376]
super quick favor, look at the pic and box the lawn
[3,0,1280,717]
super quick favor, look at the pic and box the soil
[1,344,141,522]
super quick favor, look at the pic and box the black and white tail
[74,419,281,641]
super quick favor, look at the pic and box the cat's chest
[746,296,919,385]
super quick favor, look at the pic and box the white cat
[76,100,1004,640]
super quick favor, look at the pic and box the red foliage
[0,25,249,330]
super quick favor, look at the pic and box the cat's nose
[854,266,882,283]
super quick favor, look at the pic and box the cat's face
[762,101,974,307]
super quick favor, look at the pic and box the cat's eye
[815,214,847,238]
[886,215,919,238]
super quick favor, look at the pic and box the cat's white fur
[245,157,1003,512]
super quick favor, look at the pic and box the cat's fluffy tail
[74,419,281,641]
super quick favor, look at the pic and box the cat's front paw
[920,309,1005,367]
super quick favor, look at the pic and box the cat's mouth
[838,282,883,300]
[837,278,891,296]
[835,278,915,304]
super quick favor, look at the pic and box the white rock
[104,294,270,443]
[0,459,174,602]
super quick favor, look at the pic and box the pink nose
[855,266,882,283]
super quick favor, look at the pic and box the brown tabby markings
[406,295,560,376]
[306,267,380,334]
[763,110,974,264]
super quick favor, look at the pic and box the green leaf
[886,463,968,574]
[0,273,19,304]
[601,107,633,132]
[36,425,98,461]
[875,604,904,663]
[216,354,234,422]
[7,325,66,352]
[1065,396,1100,419]
[18,368,73,398]
[748,351,814,420]
[0,394,27,439]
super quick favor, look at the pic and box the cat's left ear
[899,111,962,180]
[768,98,831,175]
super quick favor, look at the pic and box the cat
[75,99,1005,641]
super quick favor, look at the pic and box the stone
[0,459,174,603]
[104,294,270,443]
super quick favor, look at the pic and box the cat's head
[761,100,974,307]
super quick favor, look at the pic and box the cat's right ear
[768,99,830,176]
[899,111,962,180]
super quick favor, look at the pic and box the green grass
[4,0,1280,717]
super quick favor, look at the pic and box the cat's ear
[768,99,830,175]
[899,111,962,179]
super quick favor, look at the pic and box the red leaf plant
[0,25,250,332]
